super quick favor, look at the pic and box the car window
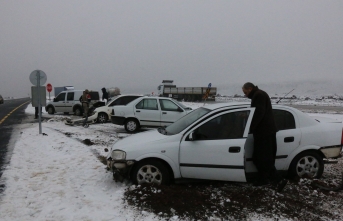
[55,93,66,102]
[136,99,158,110]
[273,109,296,130]
[109,96,140,106]
[194,110,250,140]
[165,107,211,135]
[159,99,180,111]
[67,92,74,101]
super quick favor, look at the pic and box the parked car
[89,95,143,123]
[45,90,99,116]
[0,94,3,104]
[107,102,342,185]
[111,96,193,132]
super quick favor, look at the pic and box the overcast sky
[1,0,342,97]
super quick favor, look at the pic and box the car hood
[111,129,168,151]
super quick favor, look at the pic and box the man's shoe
[253,179,269,187]
[275,179,288,192]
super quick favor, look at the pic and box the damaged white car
[107,102,342,185]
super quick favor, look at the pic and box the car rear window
[273,109,296,130]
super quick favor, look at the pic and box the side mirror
[53,98,57,102]
[178,107,184,112]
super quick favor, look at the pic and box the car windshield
[172,99,191,110]
[164,107,211,135]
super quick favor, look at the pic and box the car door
[159,99,187,127]
[134,98,161,126]
[64,92,74,112]
[179,109,254,182]
[53,92,66,113]
[244,108,301,174]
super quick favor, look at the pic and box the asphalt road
[0,98,31,186]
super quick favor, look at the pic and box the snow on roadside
[0,105,161,221]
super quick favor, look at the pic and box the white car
[89,95,143,123]
[107,102,342,185]
[110,96,193,132]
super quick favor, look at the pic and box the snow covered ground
[0,101,343,220]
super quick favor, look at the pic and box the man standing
[101,87,109,104]
[80,89,91,117]
[242,82,288,192]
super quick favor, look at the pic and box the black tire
[74,107,82,116]
[97,113,108,123]
[47,106,55,115]
[124,119,140,133]
[289,151,324,179]
[132,160,171,185]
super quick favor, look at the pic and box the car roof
[201,102,251,110]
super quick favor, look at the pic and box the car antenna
[276,88,295,104]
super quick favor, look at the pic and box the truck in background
[157,80,217,101]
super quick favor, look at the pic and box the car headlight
[111,150,126,160]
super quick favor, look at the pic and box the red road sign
[47,83,52,92]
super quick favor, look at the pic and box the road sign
[47,83,52,92]
[29,70,47,86]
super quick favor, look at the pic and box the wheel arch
[46,105,55,113]
[73,104,82,112]
[287,148,325,178]
[130,156,178,181]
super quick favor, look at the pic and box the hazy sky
[1,0,342,97]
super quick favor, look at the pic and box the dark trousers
[253,133,282,184]
[35,107,42,118]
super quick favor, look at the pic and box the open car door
[179,108,255,182]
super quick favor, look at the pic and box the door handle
[136,110,140,112]
[284,137,294,143]
[229,146,241,153]
[162,112,167,114]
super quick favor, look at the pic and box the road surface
[0,98,31,192]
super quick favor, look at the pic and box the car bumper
[111,116,126,125]
[107,157,135,180]
[320,145,342,158]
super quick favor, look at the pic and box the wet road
[0,98,30,182]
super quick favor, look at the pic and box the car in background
[89,95,143,123]
[45,90,99,116]
[107,102,343,185]
[111,96,193,132]
[0,95,3,104]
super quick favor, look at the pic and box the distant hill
[217,79,343,97]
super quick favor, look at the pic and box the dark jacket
[248,86,277,136]
[101,88,109,101]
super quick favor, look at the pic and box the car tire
[132,160,171,185]
[47,106,54,115]
[97,113,108,123]
[74,107,82,116]
[289,151,324,179]
[124,119,139,133]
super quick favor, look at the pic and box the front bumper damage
[319,145,342,159]
[107,157,135,182]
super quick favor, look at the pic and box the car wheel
[132,160,171,185]
[74,107,82,116]
[124,119,139,133]
[97,113,108,123]
[289,151,324,179]
[47,106,54,115]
